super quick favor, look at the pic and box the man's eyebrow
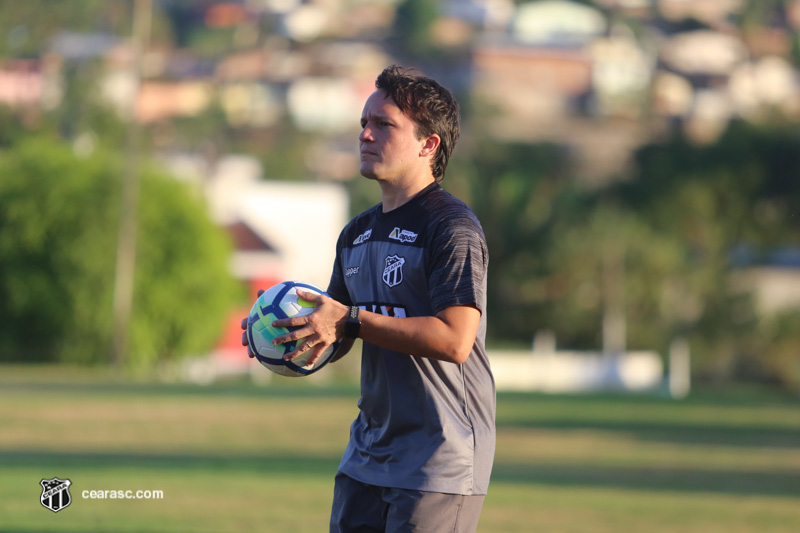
[361,113,392,123]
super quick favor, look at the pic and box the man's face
[359,89,428,183]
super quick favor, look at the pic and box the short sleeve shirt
[327,182,495,495]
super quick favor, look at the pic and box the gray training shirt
[327,182,496,496]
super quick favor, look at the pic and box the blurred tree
[615,119,800,386]
[621,120,800,255]
[346,168,383,217]
[0,136,242,369]
[391,0,441,61]
[752,310,800,388]
[450,114,800,388]
[170,101,231,162]
[0,105,26,147]
[257,117,316,181]
[449,138,585,346]
[738,0,788,29]
[159,0,211,48]
[543,203,690,352]
[0,0,114,57]
[45,60,128,148]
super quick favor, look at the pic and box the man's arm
[358,305,480,364]
[272,290,481,366]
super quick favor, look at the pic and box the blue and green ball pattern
[247,281,339,377]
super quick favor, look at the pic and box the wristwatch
[343,305,361,339]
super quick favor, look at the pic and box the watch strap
[343,305,361,339]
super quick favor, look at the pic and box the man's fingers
[283,338,324,362]
[296,289,321,301]
[271,316,312,347]
[272,314,309,330]
[304,344,328,366]
[284,339,312,361]
[273,328,304,347]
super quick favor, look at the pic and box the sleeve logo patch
[353,229,372,245]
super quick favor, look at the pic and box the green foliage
[0,137,119,363]
[48,61,129,147]
[544,204,686,352]
[452,116,800,389]
[392,0,442,60]
[0,0,114,57]
[257,118,317,180]
[130,161,244,369]
[0,136,242,368]
[160,0,212,48]
[346,172,383,217]
[622,120,800,246]
[738,0,789,29]
[449,139,585,345]
[616,120,800,387]
[0,105,26,147]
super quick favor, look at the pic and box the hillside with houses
[3,1,800,182]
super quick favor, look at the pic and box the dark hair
[375,65,460,182]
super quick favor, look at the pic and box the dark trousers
[330,472,486,533]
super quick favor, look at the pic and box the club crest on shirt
[388,227,418,243]
[382,255,405,287]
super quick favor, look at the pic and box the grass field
[2,366,800,533]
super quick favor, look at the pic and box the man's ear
[419,134,441,158]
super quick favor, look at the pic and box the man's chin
[359,165,378,180]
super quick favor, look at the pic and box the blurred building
[165,153,349,381]
[473,0,604,139]
[732,248,800,316]
[658,0,744,27]
[0,60,45,108]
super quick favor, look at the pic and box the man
[243,65,495,532]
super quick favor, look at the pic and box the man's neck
[380,176,435,212]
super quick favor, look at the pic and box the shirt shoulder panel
[419,189,489,315]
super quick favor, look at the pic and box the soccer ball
[246,281,340,377]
